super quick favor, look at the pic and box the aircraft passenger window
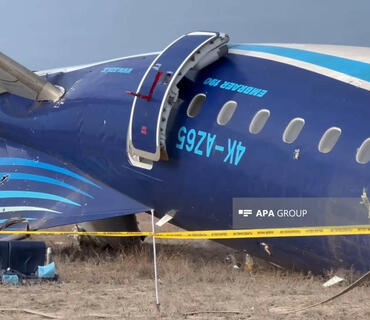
[249,109,270,134]
[356,138,370,164]
[217,101,238,126]
[318,127,342,153]
[187,93,206,118]
[282,118,305,144]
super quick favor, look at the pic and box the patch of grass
[1,218,367,319]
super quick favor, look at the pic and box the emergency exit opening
[127,31,229,169]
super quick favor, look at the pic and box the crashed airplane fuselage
[0,32,369,273]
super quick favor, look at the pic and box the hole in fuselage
[0,174,9,184]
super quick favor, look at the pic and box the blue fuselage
[0,49,369,272]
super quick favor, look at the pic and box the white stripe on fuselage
[248,43,370,64]
[0,206,61,214]
[229,48,370,91]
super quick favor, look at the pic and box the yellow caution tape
[0,225,369,239]
[154,225,370,239]
[0,230,152,237]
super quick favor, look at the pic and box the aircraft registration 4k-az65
[0,31,369,273]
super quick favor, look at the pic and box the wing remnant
[0,51,64,101]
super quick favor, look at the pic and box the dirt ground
[0,215,368,320]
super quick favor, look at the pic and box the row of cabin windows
[186,93,370,164]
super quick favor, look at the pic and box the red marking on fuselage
[141,126,147,135]
[126,71,163,101]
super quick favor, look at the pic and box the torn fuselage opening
[74,214,143,249]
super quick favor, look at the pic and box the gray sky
[1,0,369,70]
